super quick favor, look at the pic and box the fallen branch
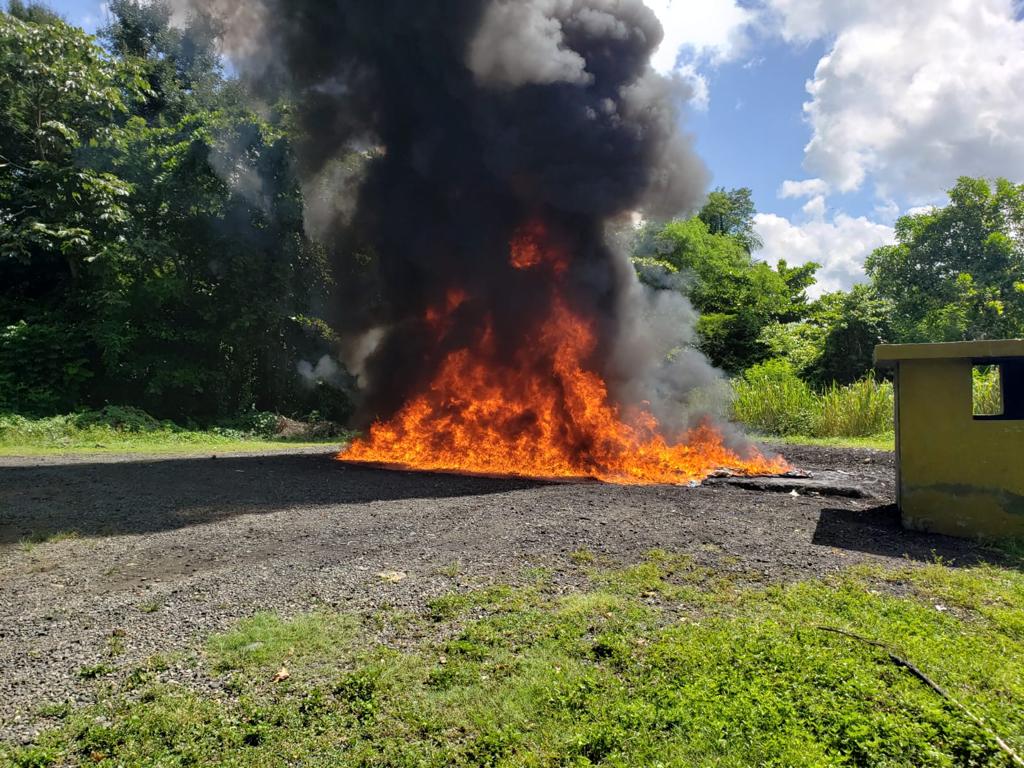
[817,625,1024,767]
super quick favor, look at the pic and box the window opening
[973,365,1002,417]
[973,360,1024,420]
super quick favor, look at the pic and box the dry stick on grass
[817,626,1024,767]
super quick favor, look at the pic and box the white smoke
[297,355,345,387]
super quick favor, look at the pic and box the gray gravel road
[0,445,1003,743]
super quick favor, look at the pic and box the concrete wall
[898,358,1024,538]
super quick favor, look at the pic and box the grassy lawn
[6,553,1023,767]
[1,409,893,458]
[0,411,348,456]
[759,433,896,451]
[0,434,343,457]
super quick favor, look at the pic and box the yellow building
[875,340,1024,539]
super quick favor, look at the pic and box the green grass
[813,378,895,438]
[0,436,342,457]
[732,363,895,440]
[0,410,348,456]
[759,433,896,451]
[7,553,1024,767]
[17,530,81,552]
[207,612,359,673]
[731,363,818,436]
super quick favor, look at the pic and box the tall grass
[815,378,895,437]
[973,365,1002,416]
[729,362,816,435]
[731,362,894,438]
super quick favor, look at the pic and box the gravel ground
[0,444,1006,743]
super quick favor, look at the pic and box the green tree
[89,4,338,418]
[810,286,894,385]
[757,287,894,386]
[91,111,329,418]
[0,11,143,411]
[6,0,61,25]
[697,187,764,253]
[757,320,826,379]
[0,12,142,286]
[866,177,1024,342]
[101,0,223,122]
[0,8,344,420]
[635,217,817,373]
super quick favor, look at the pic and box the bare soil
[0,444,1008,743]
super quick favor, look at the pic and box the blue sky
[51,0,100,31]
[689,36,833,221]
[39,0,1024,294]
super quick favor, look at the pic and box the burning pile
[344,219,786,484]
[189,0,787,484]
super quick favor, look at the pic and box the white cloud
[801,195,826,220]
[873,198,900,224]
[764,0,1024,201]
[674,63,710,111]
[763,0,856,43]
[754,211,895,296]
[779,178,829,199]
[645,0,757,73]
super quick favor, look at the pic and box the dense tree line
[1,4,1022,421]
[641,178,1024,388]
[0,2,345,420]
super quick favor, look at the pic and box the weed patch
[0,410,351,456]
[7,555,1024,766]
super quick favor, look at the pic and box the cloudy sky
[50,0,1024,295]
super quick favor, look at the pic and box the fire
[509,219,567,274]
[341,221,787,484]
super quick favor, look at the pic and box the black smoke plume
[188,0,717,429]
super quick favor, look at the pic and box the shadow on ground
[2,450,1016,573]
[0,452,545,545]
[813,505,1012,568]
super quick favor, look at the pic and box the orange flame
[341,222,787,484]
[509,218,568,274]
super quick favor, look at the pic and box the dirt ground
[0,444,1007,743]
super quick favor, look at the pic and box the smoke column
[189,0,729,436]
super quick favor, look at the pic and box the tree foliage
[697,187,764,253]
[685,177,1022,388]
[0,5,344,420]
[2,6,1020,421]
[636,213,816,373]
[6,0,60,25]
[866,177,1024,343]
[810,286,894,386]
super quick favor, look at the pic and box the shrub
[231,410,280,438]
[0,408,170,447]
[0,320,92,414]
[72,406,163,433]
[731,360,816,435]
[0,413,78,445]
